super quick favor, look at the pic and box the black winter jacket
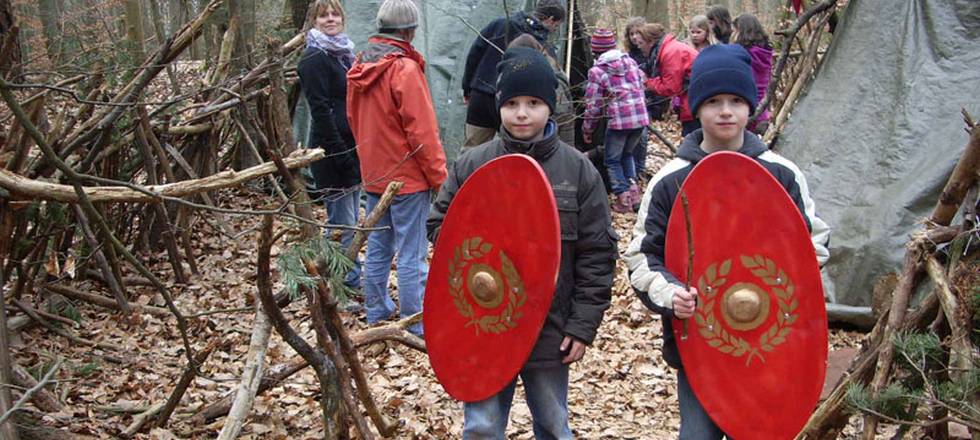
[427,122,618,369]
[462,11,552,97]
[297,46,360,191]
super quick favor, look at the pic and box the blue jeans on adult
[363,190,430,336]
[604,127,643,195]
[324,188,362,288]
[678,368,727,440]
[463,365,572,440]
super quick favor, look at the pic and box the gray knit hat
[534,0,567,22]
[377,0,420,31]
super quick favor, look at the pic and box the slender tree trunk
[123,0,145,61]
[37,0,63,64]
[280,0,307,32]
[0,201,19,440]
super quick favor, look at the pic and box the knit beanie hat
[495,47,558,113]
[687,44,758,116]
[534,0,567,22]
[590,28,617,55]
[376,0,419,32]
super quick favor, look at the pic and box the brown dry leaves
[8,120,871,439]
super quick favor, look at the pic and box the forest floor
[8,119,900,439]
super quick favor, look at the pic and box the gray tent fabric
[774,0,980,317]
[343,0,567,162]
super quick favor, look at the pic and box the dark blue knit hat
[688,44,757,117]
[495,47,557,113]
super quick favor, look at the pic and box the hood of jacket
[676,129,768,164]
[594,49,632,76]
[510,11,550,42]
[497,120,560,161]
[347,35,425,91]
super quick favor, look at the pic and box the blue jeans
[363,190,430,336]
[324,188,361,288]
[463,365,572,440]
[604,128,642,195]
[678,368,727,440]
[632,127,649,177]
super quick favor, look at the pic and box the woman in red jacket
[640,23,701,136]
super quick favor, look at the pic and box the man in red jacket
[347,0,447,336]
[642,24,701,136]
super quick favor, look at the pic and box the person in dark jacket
[460,0,566,147]
[428,48,617,439]
[297,0,362,288]
[625,44,830,440]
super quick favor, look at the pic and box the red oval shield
[424,154,561,402]
[666,151,828,439]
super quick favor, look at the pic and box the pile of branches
[798,111,980,439]
[0,0,423,438]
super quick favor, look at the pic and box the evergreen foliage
[276,235,356,304]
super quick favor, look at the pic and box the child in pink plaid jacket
[582,28,650,213]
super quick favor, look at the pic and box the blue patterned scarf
[307,28,356,69]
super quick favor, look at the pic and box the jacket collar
[498,120,559,161]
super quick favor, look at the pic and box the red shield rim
[666,151,828,439]
[424,154,561,402]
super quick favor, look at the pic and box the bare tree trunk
[147,0,182,94]
[281,0,308,32]
[37,0,63,64]
[0,266,20,440]
[123,0,146,61]
[0,0,20,78]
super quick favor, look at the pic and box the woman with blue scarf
[297,0,362,289]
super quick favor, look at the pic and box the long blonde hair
[304,0,347,32]
[687,15,717,50]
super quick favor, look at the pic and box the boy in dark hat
[461,0,568,147]
[624,44,830,439]
[428,47,617,439]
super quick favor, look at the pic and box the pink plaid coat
[582,50,650,135]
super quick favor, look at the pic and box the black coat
[297,46,360,191]
[462,11,552,97]
[428,122,618,369]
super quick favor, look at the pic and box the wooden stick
[797,294,940,439]
[0,148,325,203]
[215,305,272,440]
[72,205,131,313]
[0,359,61,426]
[189,314,424,424]
[346,181,404,263]
[155,338,229,429]
[930,119,980,226]
[43,284,169,318]
[256,216,340,438]
[11,363,64,413]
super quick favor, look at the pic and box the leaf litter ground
[9,119,878,439]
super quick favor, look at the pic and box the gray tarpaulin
[774,0,980,324]
[343,0,566,162]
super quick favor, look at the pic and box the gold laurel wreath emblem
[693,255,799,366]
[448,237,527,335]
